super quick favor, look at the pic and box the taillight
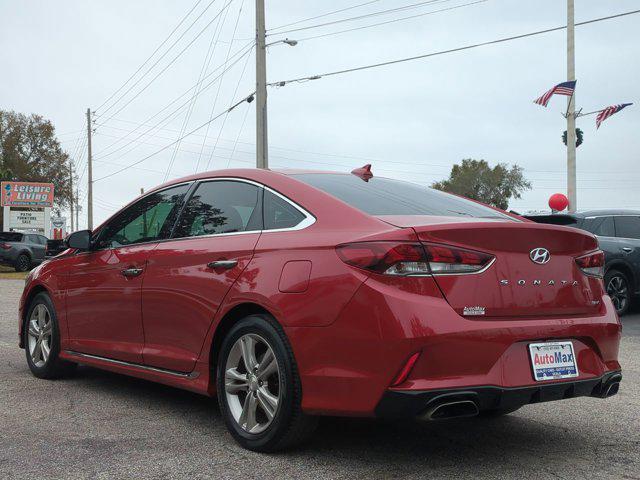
[336,242,494,276]
[336,242,429,275]
[575,250,604,278]
[422,243,494,274]
[0,243,12,250]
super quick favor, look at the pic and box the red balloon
[548,193,569,211]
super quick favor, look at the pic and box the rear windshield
[292,174,512,219]
[0,232,23,242]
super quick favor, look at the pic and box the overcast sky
[1,0,639,227]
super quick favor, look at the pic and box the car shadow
[64,365,600,472]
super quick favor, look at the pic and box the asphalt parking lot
[1,279,638,480]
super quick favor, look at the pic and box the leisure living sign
[2,181,54,207]
[1,181,55,235]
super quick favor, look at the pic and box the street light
[265,38,298,47]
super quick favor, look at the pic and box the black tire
[216,314,317,452]
[14,253,31,272]
[23,292,76,379]
[605,269,631,317]
[478,405,522,418]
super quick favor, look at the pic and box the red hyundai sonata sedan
[19,167,622,451]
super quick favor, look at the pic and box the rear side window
[173,181,261,238]
[292,174,512,219]
[25,234,39,244]
[263,190,307,230]
[614,216,640,239]
[582,217,615,237]
[0,233,23,242]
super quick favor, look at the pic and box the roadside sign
[1,181,55,207]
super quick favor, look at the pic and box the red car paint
[19,168,621,416]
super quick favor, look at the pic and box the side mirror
[66,230,92,250]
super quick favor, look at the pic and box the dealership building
[1,181,59,237]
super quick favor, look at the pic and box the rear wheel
[24,292,76,379]
[605,269,631,316]
[15,253,31,272]
[217,314,317,452]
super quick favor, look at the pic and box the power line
[294,0,487,43]
[163,1,235,181]
[270,9,640,87]
[202,27,253,171]
[268,0,454,36]
[194,0,249,174]
[97,0,220,117]
[225,101,252,168]
[268,0,383,32]
[95,0,204,113]
[93,92,255,182]
[96,120,640,177]
[94,40,254,156]
[94,133,255,169]
[100,1,237,124]
[94,42,254,161]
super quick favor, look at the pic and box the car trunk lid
[378,215,604,318]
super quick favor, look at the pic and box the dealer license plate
[528,341,579,381]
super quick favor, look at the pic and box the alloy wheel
[27,304,53,368]
[17,255,30,272]
[224,333,281,434]
[607,275,628,313]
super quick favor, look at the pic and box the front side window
[614,216,640,239]
[173,181,261,238]
[581,216,615,237]
[95,184,190,249]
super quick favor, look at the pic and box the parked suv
[0,232,48,271]
[526,210,640,316]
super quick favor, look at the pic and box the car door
[27,234,46,262]
[581,216,620,263]
[64,183,190,363]
[141,179,263,372]
[613,215,640,293]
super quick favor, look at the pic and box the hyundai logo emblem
[530,248,551,265]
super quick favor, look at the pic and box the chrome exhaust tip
[603,381,620,398]
[424,399,480,420]
[598,374,622,398]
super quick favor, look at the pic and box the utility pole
[255,0,268,169]
[75,186,80,230]
[69,159,74,232]
[566,0,577,212]
[86,108,94,229]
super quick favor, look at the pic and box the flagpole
[576,108,605,118]
[566,0,577,213]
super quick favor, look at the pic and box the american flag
[534,80,577,107]
[596,103,633,129]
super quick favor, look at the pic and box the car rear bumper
[375,371,622,418]
[290,274,622,417]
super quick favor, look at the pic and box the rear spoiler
[523,214,579,226]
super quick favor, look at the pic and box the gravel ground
[1,279,638,479]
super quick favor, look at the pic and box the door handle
[622,247,633,253]
[122,267,144,277]
[207,260,238,270]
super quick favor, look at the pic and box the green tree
[0,110,73,212]
[432,159,531,210]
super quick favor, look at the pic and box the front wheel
[605,269,631,316]
[217,314,317,452]
[24,292,76,379]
